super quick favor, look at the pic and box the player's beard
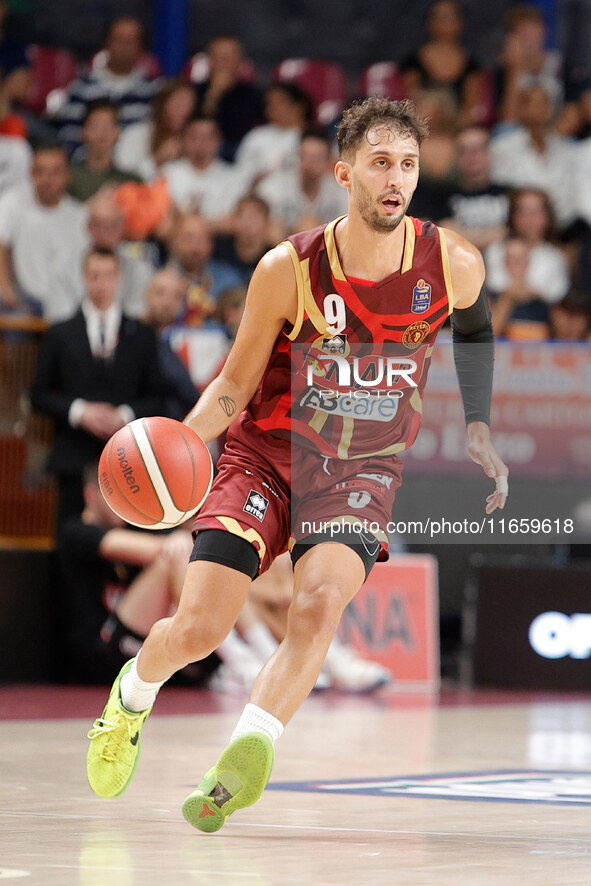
[354,179,409,233]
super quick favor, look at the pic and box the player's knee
[289,581,348,640]
[166,613,227,665]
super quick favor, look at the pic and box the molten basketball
[98,417,213,529]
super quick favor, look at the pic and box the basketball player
[87,97,508,830]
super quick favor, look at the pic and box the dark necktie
[98,317,106,359]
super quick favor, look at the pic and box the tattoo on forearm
[218,395,236,417]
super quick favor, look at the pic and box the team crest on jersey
[402,320,430,349]
[321,333,347,354]
[411,278,432,313]
[243,490,269,522]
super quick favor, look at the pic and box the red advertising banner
[338,554,440,691]
[404,340,591,478]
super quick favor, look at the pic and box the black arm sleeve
[451,287,494,426]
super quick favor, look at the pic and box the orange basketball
[98,417,213,529]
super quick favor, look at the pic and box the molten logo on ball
[99,416,214,530]
[117,447,140,494]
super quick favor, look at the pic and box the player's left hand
[466,421,509,514]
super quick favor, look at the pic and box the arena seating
[272,57,348,126]
[23,44,78,116]
[357,62,405,101]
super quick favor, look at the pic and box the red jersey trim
[347,275,378,287]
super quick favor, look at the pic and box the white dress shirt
[82,298,121,359]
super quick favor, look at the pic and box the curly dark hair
[337,97,430,160]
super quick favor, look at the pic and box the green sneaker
[182,732,275,833]
[86,659,154,799]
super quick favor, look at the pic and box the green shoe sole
[182,732,275,833]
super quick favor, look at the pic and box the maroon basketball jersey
[247,215,454,460]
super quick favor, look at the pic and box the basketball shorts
[193,418,404,575]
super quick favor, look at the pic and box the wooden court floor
[2,685,591,885]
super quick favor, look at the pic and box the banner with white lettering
[405,339,591,478]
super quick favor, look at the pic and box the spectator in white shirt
[485,187,570,338]
[257,128,348,238]
[161,115,247,223]
[0,144,87,315]
[0,135,31,196]
[490,83,576,230]
[114,79,196,181]
[234,82,315,191]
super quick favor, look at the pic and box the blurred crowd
[0,1,589,352]
[1,1,590,688]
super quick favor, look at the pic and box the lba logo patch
[243,490,269,522]
[267,771,591,805]
[411,278,431,313]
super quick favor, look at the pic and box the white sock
[120,653,165,713]
[230,703,284,744]
[242,622,278,663]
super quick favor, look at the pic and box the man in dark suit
[31,245,165,528]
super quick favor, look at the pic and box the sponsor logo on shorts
[244,471,279,499]
[357,529,381,557]
[334,477,388,499]
[357,472,394,490]
[243,490,269,522]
